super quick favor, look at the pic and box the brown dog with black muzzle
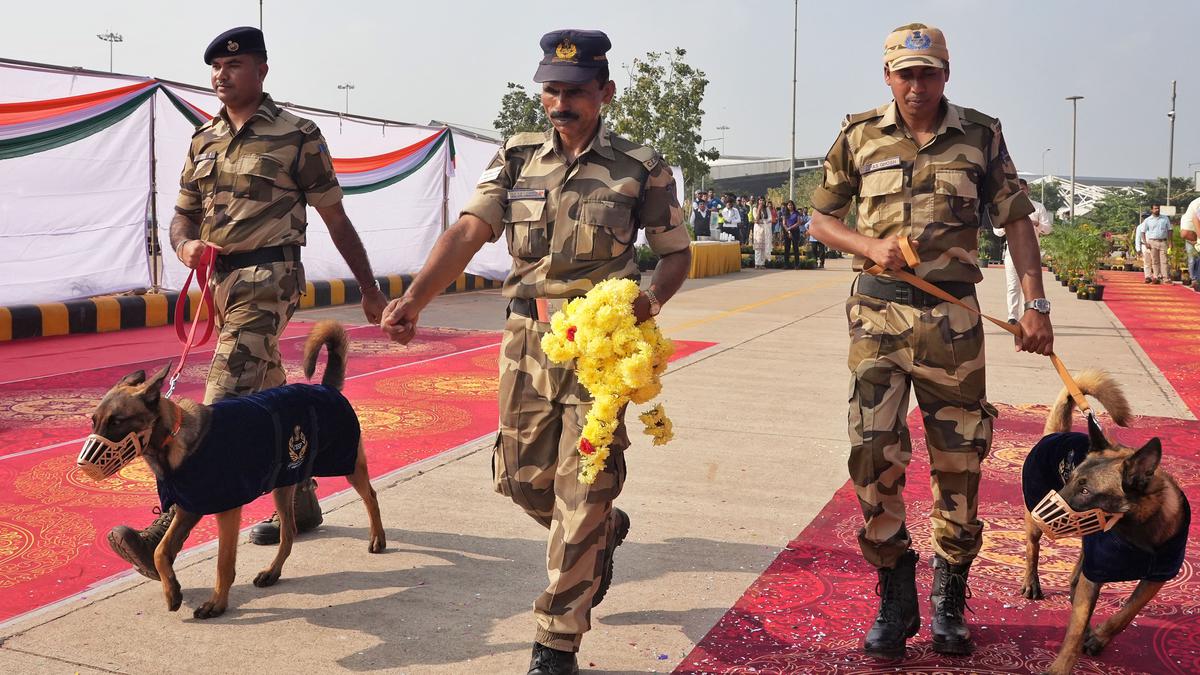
[1019,370,1190,674]
[80,320,384,619]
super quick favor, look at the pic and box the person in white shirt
[720,196,741,241]
[1180,196,1200,284]
[992,179,1053,322]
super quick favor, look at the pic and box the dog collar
[152,399,185,453]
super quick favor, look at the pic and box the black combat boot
[591,507,630,608]
[527,642,578,675]
[930,555,974,655]
[249,478,324,545]
[107,505,175,580]
[863,549,919,659]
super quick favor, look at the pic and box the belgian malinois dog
[1019,371,1190,675]
[85,321,384,619]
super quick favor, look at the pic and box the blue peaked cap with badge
[204,26,267,65]
[533,29,611,84]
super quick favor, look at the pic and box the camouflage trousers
[494,313,628,653]
[845,290,996,569]
[203,260,303,404]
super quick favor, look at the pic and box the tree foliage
[493,82,548,140]
[766,170,824,209]
[1033,179,1066,215]
[1086,188,1143,236]
[1140,176,1197,210]
[605,48,719,191]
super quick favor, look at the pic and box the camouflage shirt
[175,94,342,255]
[461,120,690,299]
[811,98,1034,283]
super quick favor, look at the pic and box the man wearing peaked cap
[105,25,387,583]
[809,22,1054,660]
[382,27,691,675]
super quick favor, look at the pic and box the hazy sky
[3,0,1196,181]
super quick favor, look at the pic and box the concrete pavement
[0,259,1185,674]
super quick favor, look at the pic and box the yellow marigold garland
[541,279,676,484]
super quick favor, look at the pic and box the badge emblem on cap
[904,31,931,50]
[227,40,240,53]
[555,39,577,61]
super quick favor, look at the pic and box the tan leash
[863,236,1092,415]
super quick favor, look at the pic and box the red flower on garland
[579,438,595,455]
[566,326,577,342]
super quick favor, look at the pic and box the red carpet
[0,323,714,626]
[1101,270,1200,416]
[677,404,1200,674]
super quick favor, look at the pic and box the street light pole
[97,31,123,72]
[337,83,355,114]
[259,0,263,29]
[1168,80,1177,206]
[1041,147,1051,204]
[789,0,798,203]
[716,125,730,155]
[1066,96,1083,225]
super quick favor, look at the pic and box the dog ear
[1087,414,1110,452]
[118,370,147,387]
[1122,437,1162,494]
[140,363,172,407]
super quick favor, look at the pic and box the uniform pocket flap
[934,170,979,199]
[243,154,286,181]
[581,197,635,230]
[504,199,546,223]
[191,157,217,181]
[860,169,904,197]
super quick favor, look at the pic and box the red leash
[166,245,218,398]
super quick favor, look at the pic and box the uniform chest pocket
[505,199,549,261]
[234,154,293,201]
[192,155,217,191]
[933,169,980,226]
[576,198,635,261]
[858,169,904,237]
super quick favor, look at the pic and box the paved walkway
[0,260,1186,674]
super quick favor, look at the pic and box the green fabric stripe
[342,132,449,196]
[0,89,157,160]
[160,87,206,127]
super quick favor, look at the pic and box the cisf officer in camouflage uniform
[809,23,1054,659]
[107,26,387,580]
[381,30,691,675]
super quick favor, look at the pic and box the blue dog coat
[1022,431,1191,584]
[156,384,360,516]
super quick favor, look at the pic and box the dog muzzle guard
[77,428,151,480]
[1031,490,1124,540]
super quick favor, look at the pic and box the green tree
[1086,188,1143,236]
[1033,179,1066,215]
[493,82,548,141]
[605,48,720,191]
[766,170,823,209]
[1140,176,1197,210]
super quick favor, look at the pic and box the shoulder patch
[960,107,999,128]
[610,135,661,171]
[842,106,885,131]
[506,130,550,149]
[277,110,319,134]
[192,116,219,137]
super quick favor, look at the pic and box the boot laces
[938,569,974,616]
[874,572,903,623]
[147,505,174,529]
[532,644,572,668]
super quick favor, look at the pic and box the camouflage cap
[882,23,948,71]
[533,29,611,84]
[204,26,267,65]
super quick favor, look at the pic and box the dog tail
[303,320,350,390]
[1043,369,1132,434]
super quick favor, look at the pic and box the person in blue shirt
[1139,205,1173,284]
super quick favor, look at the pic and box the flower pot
[1171,270,1183,282]
[1123,264,1134,272]
[1088,285,1105,301]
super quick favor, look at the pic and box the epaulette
[505,130,550,149]
[960,106,999,129]
[191,115,219,137]
[278,109,319,135]
[610,134,661,171]
[841,105,887,131]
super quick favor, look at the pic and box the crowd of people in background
[690,190,827,269]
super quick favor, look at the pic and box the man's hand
[632,293,652,323]
[177,240,222,269]
[1183,230,1197,243]
[381,295,421,344]
[1015,310,1053,356]
[361,285,387,325]
[867,236,914,271]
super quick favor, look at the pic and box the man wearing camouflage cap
[809,23,1054,659]
[381,29,691,675]
[106,26,387,578]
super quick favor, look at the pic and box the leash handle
[167,244,218,395]
[864,236,1092,414]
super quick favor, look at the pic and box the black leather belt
[854,274,975,308]
[215,245,300,273]
[508,297,538,319]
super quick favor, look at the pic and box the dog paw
[369,534,386,554]
[165,578,182,612]
[253,569,281,587]
[1083,632,1109,656]
[1020,578,1044,600]
[193,600,227,620]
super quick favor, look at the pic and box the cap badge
[904,31,931,50]
[227,40,240,53]
[555,39,577,60]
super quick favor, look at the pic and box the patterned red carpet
[677,404,1200,674]
[0,323,712,626]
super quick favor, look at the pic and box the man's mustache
[550,111,579,121]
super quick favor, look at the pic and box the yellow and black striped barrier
[0,273,501,342]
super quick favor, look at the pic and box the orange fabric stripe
[0,81,154,125]
[332,129,442,174]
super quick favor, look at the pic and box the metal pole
[259,0,263,29]
[1066,96,1083,224]
[338,83,354,114]
[1041,147,1050,204]
[148,88,161,293]
[789,0,797,202]
[716,125,729,155]
[97,32,123,73]
[1168,80,1177,206]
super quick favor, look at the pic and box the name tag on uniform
[506,189,546,200]
[196,151,218,161]
[863,156,901,173]
[477,166,502,184]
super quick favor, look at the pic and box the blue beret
[204,27,267,65]
[533,29,610,84]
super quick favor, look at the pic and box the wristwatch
[1024,298,1051,315]
[644,289,662,317]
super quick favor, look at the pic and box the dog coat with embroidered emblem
[1023,431,1191,584]
[155,384,360,516]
